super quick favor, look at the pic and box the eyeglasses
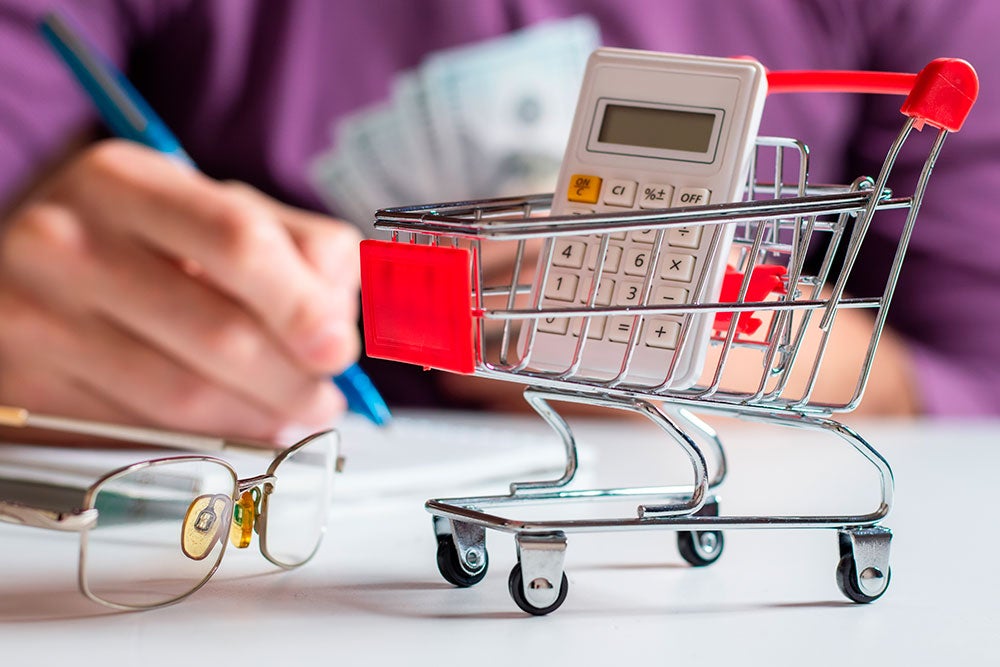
[0,405,342,610]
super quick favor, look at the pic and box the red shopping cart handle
[766,58,978,132]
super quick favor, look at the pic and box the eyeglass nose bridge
[229,474,277,549]
[238,474,277,493]
[181,473,277,560]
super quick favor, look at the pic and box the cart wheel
[507,563,569,616]
[677,530,724,567]
[436,534,488,587]
[835,554,890,603]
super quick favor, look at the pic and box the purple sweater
[1,0,998,414]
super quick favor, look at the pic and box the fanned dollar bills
[310,16,600,230]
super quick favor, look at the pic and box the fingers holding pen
[0,199,346,436]
[46,141,361,374]
[0,288,300,438]
[217,181,364,368]
[227,181,363,290]
[0,139,368,438]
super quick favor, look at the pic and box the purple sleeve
[0,0,159,209]
[1,0,997,415]
[851,2,1000,415]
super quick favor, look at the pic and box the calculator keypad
[546,173,712,357]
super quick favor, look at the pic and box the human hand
[0,140,361,441]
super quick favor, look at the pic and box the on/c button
[567,174,602,204]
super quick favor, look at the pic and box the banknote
[420,16,598,198]
[308,149,387,234]
[388,72,441,202]
[335,104,421,208]
[309,16,601,229]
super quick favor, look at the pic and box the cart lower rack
[360,58,978,614]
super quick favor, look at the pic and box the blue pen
[40,12,392,427]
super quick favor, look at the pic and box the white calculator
[521,48,768,387]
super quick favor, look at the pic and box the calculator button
[638,183,674,209]
[567,174,602,204]
[615,280,645,306]
[602,179,637,207]
[659,253,696,283]
[572,317,607,340]
[592,232,627,243]
[544,272,579,301]
[608,316,637,343]
[667,226,703,249]
[675,187,711,206]
[565,205,595,216]
[583,277,615,306]
[628,229,657,244]
[652,285,690,305]
[537,316,569,335]
[553,239,586,268]
[644,318,681,349]
[587,244,623,272]
[623,248,651,276]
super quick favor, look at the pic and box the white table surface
[1,409,997,665]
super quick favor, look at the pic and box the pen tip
[371,404,393,427]
[332,365,392,427]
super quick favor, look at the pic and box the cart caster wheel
[508,563,569,616]
[836,554,890,603]
[436,534,488,587]
[677,530,724,567]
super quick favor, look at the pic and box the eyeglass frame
[0,405,343,610]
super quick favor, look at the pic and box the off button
[676,187,711,206]
[567,174,603,204]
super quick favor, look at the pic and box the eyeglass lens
[81,459,237,609]
[77,431,336,609]
[260,431,337,568]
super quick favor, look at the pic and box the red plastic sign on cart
[360,239,477,374]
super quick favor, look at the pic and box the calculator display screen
[597,104,716,153]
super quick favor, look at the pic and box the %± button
[638,182,674,209]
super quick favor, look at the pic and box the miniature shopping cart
[359,59,978,615]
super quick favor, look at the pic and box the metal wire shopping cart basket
[359,58,978,615]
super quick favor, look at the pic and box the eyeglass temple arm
[0,405,278,454]
[0,500,98,531]
[0,405,285,532]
